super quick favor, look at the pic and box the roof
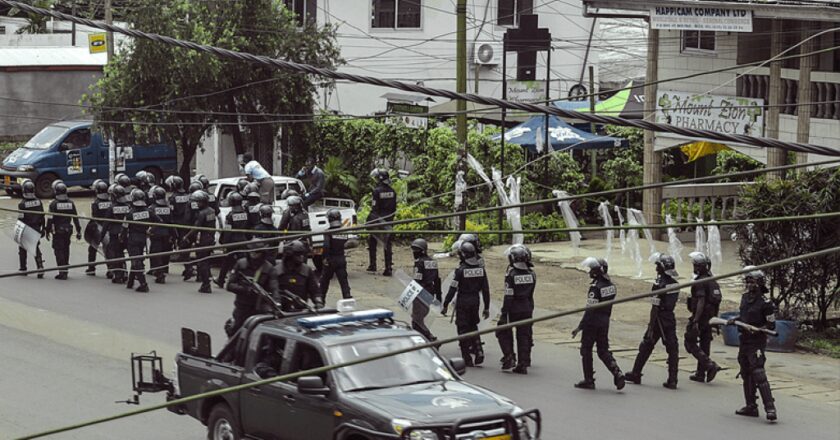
[0,47,107,67]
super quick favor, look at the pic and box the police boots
[736,375,760,417]
[501,354,517,371]
[575,357,596,389]
[758,381,777,421]
[624,371,642,385]
[461,347,475,367]
[609,361,626,390]
[473,341,485,366]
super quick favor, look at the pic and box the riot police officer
[625,253,681,389]
[572,257,625,390]
[106,184,130,283]
[180,190,216,293]
[168,176,191,247]
[149,186,177,284]
[181,181,204,281]
[125,189,157,292]
[216,191,251,288]
[17,179,45,277]
[285,195,312,257]
[236,178,250,199]
[225,240,279,337]
[198,175,220,218]
[135,170,151,195]
[45,181,82,280]
[115,173,132,191]
[366,169,397,276]
[85,179,111,276]
[496,244,536,374]
[731,269,777,421]
[244,184,263,227]
[441,242,490,367]
[410,238,440,342]
[253,204,280,264]
[320,208,351,300]
[685,251,722,383]
[273,240,322,312]
[277,188,301,231]
[458,233,484,267]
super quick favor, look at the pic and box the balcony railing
[661,182,751,241]
[737,74,840,120]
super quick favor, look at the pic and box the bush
[734,168,840,329]
[442,219,490,251]
[711,149,763,182]
[522,212,568,243]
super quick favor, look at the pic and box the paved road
[0,200,838,439]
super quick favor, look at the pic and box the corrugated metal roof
[0,47,107,67]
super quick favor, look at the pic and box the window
[282,0,316,27]
[274,182,304,201]
[371,0,421,29]
[61,129,92,150]
[682,31,716,53]
[253,335,287,379]
[497,0,534,26]
[0,26,6,35]
[287,342,326,382]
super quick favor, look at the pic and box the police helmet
[259,204,275,225]
[152,186,167,205]
[370,168,391,185]
[144,172,157,187]
[188,181,203,194]
[21,179,36,200]
[246,190,261,204]
[196,174,209,190]
[282,240,307,265]
[580,256,607,279]
[459,241,480,266]
[743,266,768,293]
[653,252,679,278]
[164,175,175,191]
[53,181,69,201]
[130,188,147,207]
[236,178,249,193]
[326,208,342,228]
[171,175,184,191]
[94,179,110,200]
[51,179,64,191]
[689,251,711,275]
[246,239,267,261]
[458,233,482,254]
[411,238,428,255]
[287,195,303,213]
[227,191,244,211]
[116,173,131,188]
[190,190,209,207]
[507,244,532,270]
[134,170,148,186]
[280,188,300,200]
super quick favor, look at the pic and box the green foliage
[799,328,840,359]
[442,220,490,251]
[711,149,763,182]
[321,156,358,199]
[522,212,568,243]
[9,0,54,34]
[734,168,840,328]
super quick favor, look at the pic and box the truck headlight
[17,165,35,172]
[391,419,439,440]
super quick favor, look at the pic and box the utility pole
[766,19,785,178]
[105,0,114,61]
[642,28,662,228]
[796,25,815,165]
[456,0,467,229]
[588,65,597,177]
[71,1,77,46]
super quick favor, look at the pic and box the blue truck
[1,120,177,198]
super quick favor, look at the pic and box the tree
[84,0,341,177]
[9,0,54,34]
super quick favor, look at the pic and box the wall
[316,0,596,116]
[0,70,102,140]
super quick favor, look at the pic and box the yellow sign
[88,33,107,54]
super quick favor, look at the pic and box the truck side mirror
[449,357,467,375]
[60,142,74,151]
[297,376,330,396]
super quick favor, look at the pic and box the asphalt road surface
[0,199,838,439]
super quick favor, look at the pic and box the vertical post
[456,0,467,230]
[588,65,597,176]
[105,0,114,61]
[766,19,785,177]
[499,48,507,244]
[544,49,551,183]
[642,27,661,227]
[71,1,77,46]
[796,25,815,165]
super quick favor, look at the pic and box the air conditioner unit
[472,42,502,66]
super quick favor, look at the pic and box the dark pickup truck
[132,306,540,440]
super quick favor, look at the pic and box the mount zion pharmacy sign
[656,91,764,138]
[650,6,753,32]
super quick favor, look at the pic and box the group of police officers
[13,167,779,421]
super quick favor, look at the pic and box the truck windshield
[24,126,69,150]
[329,337,454,392]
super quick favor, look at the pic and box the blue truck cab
[1,120,177,198]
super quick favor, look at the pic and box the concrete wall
[0,69,102,140]
[316,0,596,115]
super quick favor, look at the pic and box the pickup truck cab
[1,121,177,198]
[139,307,540,440]
[208,176,357,252]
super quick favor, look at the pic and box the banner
[13,221,41,255]
[656,91,765,139]
[650,6,753,32]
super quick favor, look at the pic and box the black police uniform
[225,257,278,336]
[107,198,130,283]
[245,200,262,227]
[252,223,280,264]
[273,261,322,312]
[736,292,777,416]
[443,262,490,362]
[125,204,158,289]
[46,198,81,279]
[169,188,192,244]
[578,276,623,385]
[217,208,251,287]
[685,274,722,381]
[149,200,177,282]
[181,198,201,280]
[17,197,45,273]
[411,255,441,341]
[86,197,111,275]
[287,210,315,266]
[496,266,536,368]
[367,182,396,272]
[192,205,217,292]
[629,273,680,383]
[320,226,351,300]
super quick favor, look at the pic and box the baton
[708,317,779,337]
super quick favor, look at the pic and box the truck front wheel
[34,173,57,199]
[207,403,242,440]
